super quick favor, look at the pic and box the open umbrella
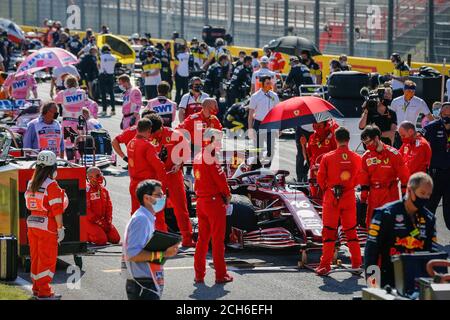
[97,34,136,65]
[0,18,25,44]
[267,36,321,56]
[259,96,343,130]
[16,47,78,76]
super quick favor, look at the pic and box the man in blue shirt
[422,103,450,230]
[122,179,180,300]
[23,102,64,158]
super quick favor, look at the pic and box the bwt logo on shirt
[154,104,173,113]
[13,80,27,89]
[66,94,83,103]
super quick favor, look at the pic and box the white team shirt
[175,52,190,77]
[390,95,430,126]
[248,89,279,121]
[99,53,117,74]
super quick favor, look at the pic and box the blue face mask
[151,196,166,213]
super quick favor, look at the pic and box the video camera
[201,25,233,47]
[360,86,385,112]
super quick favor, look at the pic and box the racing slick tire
[225,195,258,244]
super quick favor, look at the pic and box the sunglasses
[404,86,416,91]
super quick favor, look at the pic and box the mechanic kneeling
[316,127,362,275]
[86,167,121,245]
[364,172,437,288]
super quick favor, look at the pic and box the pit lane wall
[21,25,450,84]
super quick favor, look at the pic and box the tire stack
[327,71,369,118]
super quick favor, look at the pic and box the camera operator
[359,86,397,145]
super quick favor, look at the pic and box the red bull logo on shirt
[394,236,424,250]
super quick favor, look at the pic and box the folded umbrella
[267,36,321,57]
[259,96,343,130]
[16,47,78,76]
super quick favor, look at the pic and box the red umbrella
[259,96,343,130]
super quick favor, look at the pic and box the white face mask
[119,85,126,91]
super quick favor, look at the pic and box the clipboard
[144,231,181,252]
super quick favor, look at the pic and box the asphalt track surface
[17,83,449,300]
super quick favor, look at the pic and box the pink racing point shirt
[121,87,142,130]
[3,72,37,100]
[55,87,88,131]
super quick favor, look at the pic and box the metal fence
[1,0,449,63]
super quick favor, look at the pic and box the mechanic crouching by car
[358,125,410,227]
[359,85,397,146]
[86,167,121,245]
[364,172,437,288]
[316,127,362,275]
[193,129,234,284]
[227,55,253,107]
[122,179,180,300]
[422,102,450,230]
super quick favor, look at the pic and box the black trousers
[175,73,189,104]
[427,167,450,230]
[99,73,115,112]
[144,85,158,100]
[126,279,160,300]
[253,120,275,163]
[295,127,312,182]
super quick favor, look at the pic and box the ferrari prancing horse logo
[342,153,348,160]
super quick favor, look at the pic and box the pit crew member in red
[398,121,432,174]
[86,167,120,245]
[177,98,222,147]
[305,119,338,199]
[111,110,155,164]
[147,113,195,247]
[364,172,437,288]
[358,125,410,227]
[316,127,362,275]
[193,129,234,284]
[24,151,68,299]
[127,119,168,232]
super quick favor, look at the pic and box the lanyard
[402,99,412,112]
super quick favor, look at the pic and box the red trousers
[129,178,167,231]
[28,228,58,297]
[86,221,121,245]
[194,196,228,280]
[366,185,399,227]
[309,168,323,200]
[167,171,193,243]
[319,191,362,268]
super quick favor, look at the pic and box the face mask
[404,90,415,101]
[53,112,59,120]
[401,137,414,144]
[192,85,202,92]
[442,116,450,125]
[412,192,428,211]
[366,144,377,152]
[151,196,166,213]
[119,85,126,91]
